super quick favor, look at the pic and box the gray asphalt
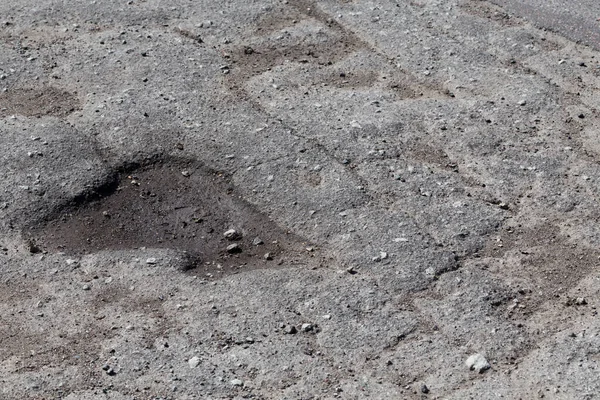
[2,0,600,398]
[491,0,600,49]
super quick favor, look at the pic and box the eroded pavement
[1,1,599,399]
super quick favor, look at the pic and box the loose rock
[102,364,117,376]
[224,229,241,240]
[226,243,242,254]
[188,356,201,368]
[372,252,388,262]
[284,325,297,334]
[230,378,243,387]
[575,297,587,305]
[466,353,491,373]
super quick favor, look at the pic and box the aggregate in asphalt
[491,0,600,50]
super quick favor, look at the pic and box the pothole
[24,158,314,276]
[0,86,80,118]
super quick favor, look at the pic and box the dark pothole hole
[24,158,312,276]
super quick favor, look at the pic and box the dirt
[460,0,524,27]
[25,158,314,277]
[0,86,80,118]
[481,220,600,299]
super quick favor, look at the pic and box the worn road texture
[1,0,600,399]
[490,0,600,50]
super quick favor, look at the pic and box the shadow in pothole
[24,158,314,275]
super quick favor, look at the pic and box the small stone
[372,252,388,262]
[181,170,191,177]
[103,364,116,376]
[346,266,357,274]
[230,378,243,387]
[322,314,331,320]
[188,356,201,368]
[226,243,242,254]
[518,100,527,106]
[575,297,587,305]
[224,229,240,240]
[421,384,430,394]
[466,353,491,373]
[284,325,297,334]
[146,258,157,264]
[82,284,91,291]
[263,252,272,260]
[252,237,264,245]
[66,259,79,266]
[301,323,313,332]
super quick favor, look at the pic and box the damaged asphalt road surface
[1,0,600,399]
